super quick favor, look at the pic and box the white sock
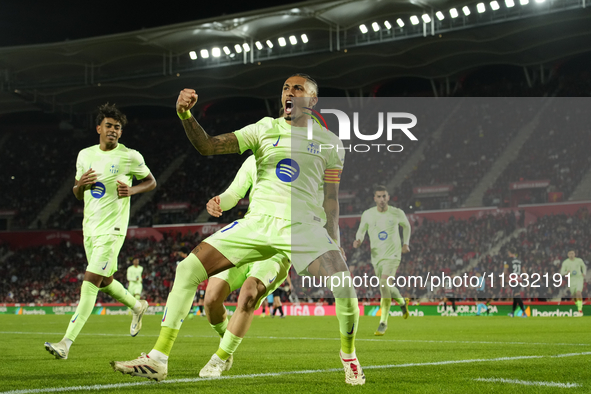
[131,300,141,314]
[62,338,73,351]
[148,349,169,364]
[341,350,357,360]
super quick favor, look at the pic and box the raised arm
[177,89,240,155]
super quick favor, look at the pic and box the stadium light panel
[359,24,368,33]
[520,0,529,4]
[242,43,251,52]
[450,8,459,18]
[189,51,197,60]
[278,37,287,47]
[234,44,242,53]
[200,49,209,59]
[462,6,471,15]
[289,35,297,45]
[266,40,274,48]
[212,47,221,57]
[384,20,392,29]
[255,41,263,50]
[301,34,309,43]
[436,11,445,20]
[410,15,419,25]
[505,0,515,6]
[372,22,380,32]
[477,3,486,12]
[223,46,231,55]
[422,14,431,23]
[396,18,405,27]
[490,1,500,10]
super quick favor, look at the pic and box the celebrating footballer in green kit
[561,250,587,316]
[112,74,365,385]
[354,185,411,336]
[44,103,156,360]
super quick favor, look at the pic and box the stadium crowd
[483,101,591,207]
[4,209,587,305]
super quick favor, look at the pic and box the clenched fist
[177,89,198,114]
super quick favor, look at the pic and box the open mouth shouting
[285,99,293,115]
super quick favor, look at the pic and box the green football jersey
[220,154,327,226]
[560,258,587,279]
[75,144,150,237]
[234,117,343,224]
[127,265,144,284]
[355,205,411,263]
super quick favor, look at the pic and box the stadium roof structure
[0,0,590,116]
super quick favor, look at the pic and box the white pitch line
[474,378,581,388]
[1,352,590,394]
[2,331,591,348]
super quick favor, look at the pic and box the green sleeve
[399,210,411,245]
[355,211,369,242]
[219,156,255,211]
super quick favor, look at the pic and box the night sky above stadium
[2,0,302,47]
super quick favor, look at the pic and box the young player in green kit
[111,74,365,385]
[561,250,587,316]
[353,185,411,336]
[127,258,144,300]
[44,104,156,359]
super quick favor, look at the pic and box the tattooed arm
[177,88,240,155]
[182,117,240,155]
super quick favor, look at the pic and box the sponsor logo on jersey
[102,261,108,270]
[276,158,300,182]
[90,182,106,198]
[269,275,277,284]
[572,270,577,275]
[378,231,388,240]
[273,136,281,147]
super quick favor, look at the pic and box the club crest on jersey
[109,164,119,174]
[307,142,320,154]
[276,159,300,182]
[378,231,388,240]
[90,182,106,198]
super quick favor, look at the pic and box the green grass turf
[0,314,589,393]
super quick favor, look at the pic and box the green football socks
[65,281,99,342]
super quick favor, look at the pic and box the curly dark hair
[96,103,128,127]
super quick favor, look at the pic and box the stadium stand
[4,207,588,304]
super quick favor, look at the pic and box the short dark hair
[96,103,127,127]
[374,185,388,194]
[507,247,517,255]
[289,73,319,96]
[179,246,190,255]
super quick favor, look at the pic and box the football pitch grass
[1,314,589,393]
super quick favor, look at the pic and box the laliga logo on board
[305,107,418,153]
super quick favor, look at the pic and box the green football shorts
[84,234,125,277]
[204,214,340,275]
